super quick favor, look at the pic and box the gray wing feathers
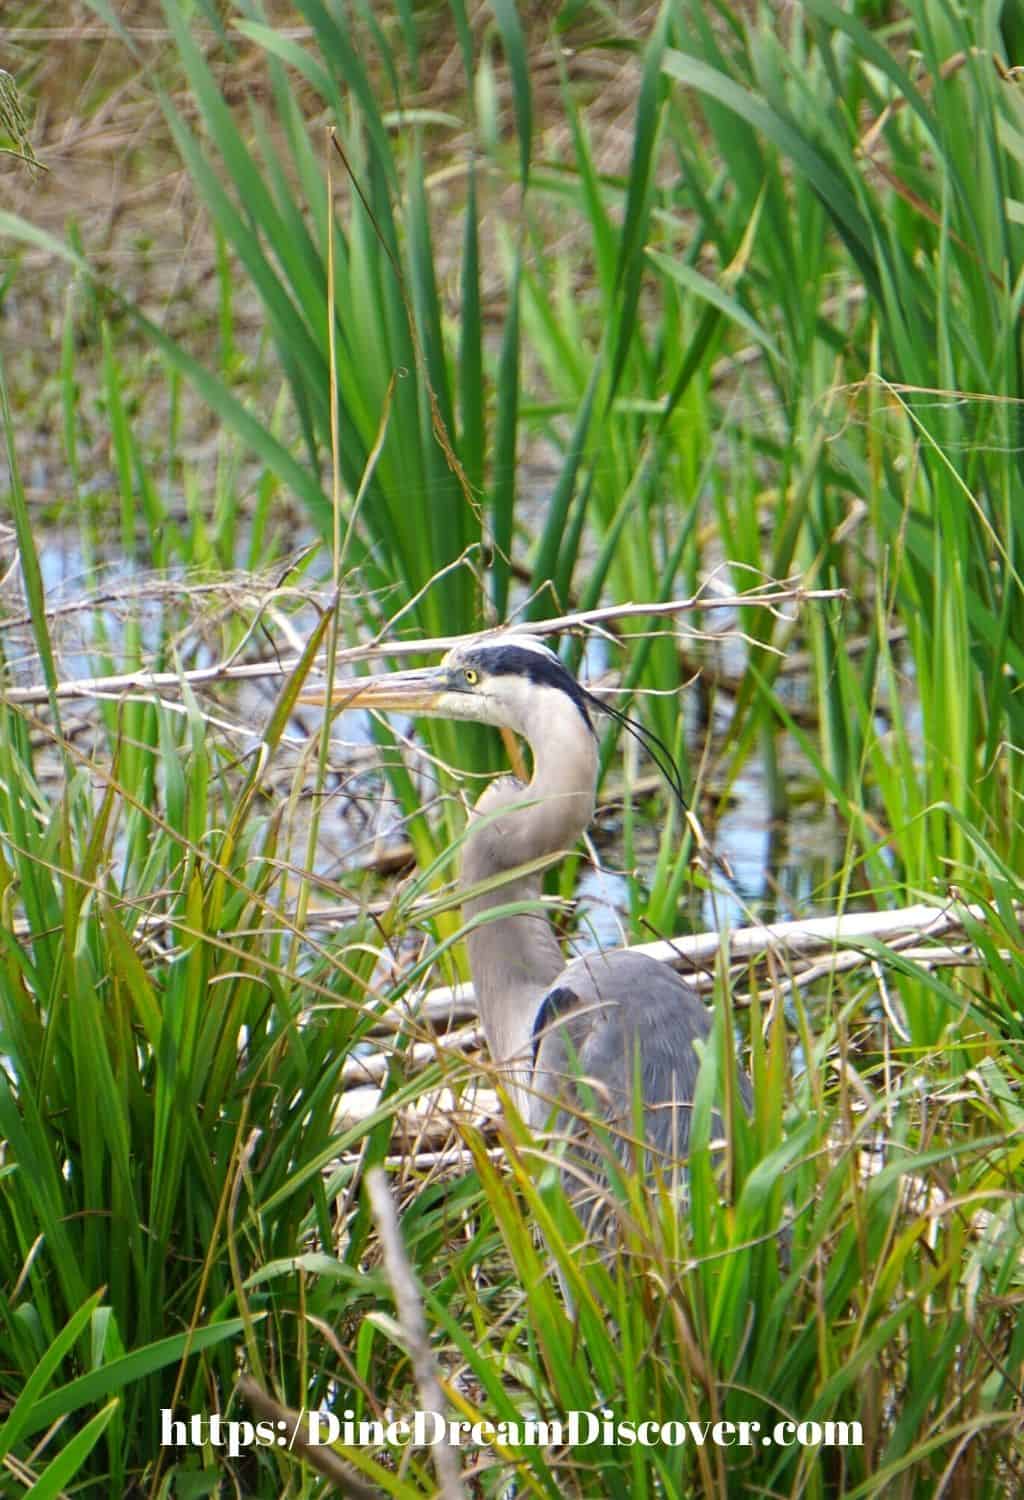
[529,951,750,1235]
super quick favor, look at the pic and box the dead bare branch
[365,1168,467,1500]
[2,581,846,706]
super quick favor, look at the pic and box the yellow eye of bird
[463,668,479,686]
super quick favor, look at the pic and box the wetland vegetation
[0,1,1023,1495]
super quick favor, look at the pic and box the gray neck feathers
[461,695,598,1085]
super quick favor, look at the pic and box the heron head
[300,633,594,739]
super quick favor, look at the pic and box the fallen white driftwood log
[369,900,995,1034]
[333,899,1007,1147]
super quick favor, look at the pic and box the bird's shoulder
[560,949,707,1019]
[531,949,711,1072]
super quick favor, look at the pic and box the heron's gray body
[443,643,749,1221]
[532,948,710,1152]
[307,633,748,1233]
[530,952,720,1235]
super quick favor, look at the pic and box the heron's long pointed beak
[299,666,450,713]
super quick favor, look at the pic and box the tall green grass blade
[487,0,532,188]
[18,1400,118,1498]
[22,1319,256,1437]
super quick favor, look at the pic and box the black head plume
[578,680,689,819]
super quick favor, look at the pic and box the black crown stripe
[463,644,593,730]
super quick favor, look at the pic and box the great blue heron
[305,634,749,1231]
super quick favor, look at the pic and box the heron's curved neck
[460,698,598,1081]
